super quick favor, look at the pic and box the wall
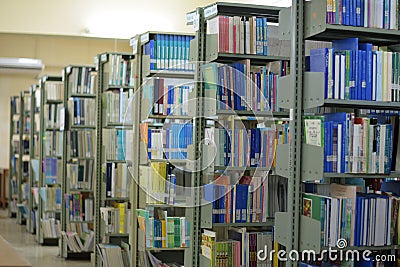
[0,33,131,168]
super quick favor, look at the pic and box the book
[104,54,135,86]
[45,81,64,101]
[66,159,94,191]
[67,66,96,95]
[103,129,127,161]
[67,98,96,126]
[42,218,61,238]
[102,88,134,124]
[105,162,129,198]
[100,202,131,234]
[64,193,94,222]
[67,129,95,159]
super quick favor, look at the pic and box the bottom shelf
[41,238,59,246]
[65,251,91,261]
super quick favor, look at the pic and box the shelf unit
[130,31,196,267]
[17,90,31,225]
[37,76,64,246]
[8,95,20,218]
[60,65,97,260]
[186,3,292,266]
[94,52,136,267]
[276,0,400,264]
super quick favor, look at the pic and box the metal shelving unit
[8,96,20,218]
[60,65,96,260]
[37,75,63,246]
[94,52,135,267]
[129,30,196,267]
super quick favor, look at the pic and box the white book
[234,16,240,54]
[374,198,386,246]
[387,52,393,102]
[252,17,257,55]
[337,123,342,173]
[328,49,334,99]
[379,125,386,174]
[245,20,250,54]
[228,17,234,53]
[362,198,369,245]
[335,54,340,99]
[239,17,245,54]
[340,54,345,100]
[372,53,377,100]
[386,197,392,245]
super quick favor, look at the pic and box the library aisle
[0,210,90,267]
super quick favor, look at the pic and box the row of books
[141,122,193,160]
[45,81,64,101]
[66,222,92,238]
[67,98,96,126]
[65,193,94,222]
[105,54,135,87]
[41,218,60,238]
[23,116,31,134]
[303,183,399,247]
[44,103,63,129]
[203,60,287,112]
[67,66,96,95]
[201,229,273,267]
[207,15,269,55]
[326,0,399,30]
[44,131,62,157]
[204,174,287,223]
[142,77,193,116]
[103,129,126,161]
[97,243,130,267]
[44,157,62,184]
[61,230,94,253]
[67,159,95,191]
[67,130,95,159]
[303,112,399,174]
[100,202,131,234]
[139,162,177,205]
[143,34,194,71]
[136,209,190,248]
[105,162,129,198]
[310,38,400,102]
[11,96,20,114]
[39,187,61,212]
[103,89,133,124]
[12,120,20,135]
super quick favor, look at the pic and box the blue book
[149,39,155,70]
[310,48,330,99]
[359,43,373,101]
[354,196,362,246]
[204,184,218,223]
[325,113,348,173]
[156,34,162,70]
[360,51,367,100]
[356,0,362,26]
[235,184,249,223]
[218,185,226,223]
[185,36,191,71]
[255,129,261,166]
[349,0,354,26]
[263,17,268,55]
[177,35,183,70]
[105,162,112,197]
[343,0,350,25]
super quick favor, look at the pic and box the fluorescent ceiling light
[0,58,44,74]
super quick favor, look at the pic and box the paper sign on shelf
[204,4,218,18]
[140,33,149,44]
[193,14,200,31]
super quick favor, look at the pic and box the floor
[0,209,92,267]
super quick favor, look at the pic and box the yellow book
[161,220,166,248]
[273,240,279,267]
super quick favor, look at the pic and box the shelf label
[100,54,108,62]
[66,66,71,75]
[140,33,149,44]
[204,4,218,19]
[193,14,200,31]
[186,11,195,24]
[131,38,138,54]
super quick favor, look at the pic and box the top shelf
[303,1,400,45]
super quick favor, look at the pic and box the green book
[303,193,326,246]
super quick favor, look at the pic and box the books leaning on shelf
[103,88,134,124]
[139,162,177,205]
[207,15,269,55]
[45,81,64,101]
[204,174,287,224]
[67,159,95,190]
[303,183,400,247]
[105,54,135,86]
[105,162,129,198]
[67,98,96,126]
[205,122,289,167]
[65,193,94,222]
[143,34,194,71]
[44,157,62,184]
[103,129,126,161]
[44,103,63,129]
[201,228,274,267]
[303,112,399,174]
[67,130,95,158]
[39,187,61,212]
[202,60,289,112]
[97,243,130,267]
[67,66,96,95]
[61,230,94,253]
[41,218,60,238]
[140,122,193,160]
[136,209,190,249]
[325,0,399,30]
[142,78,193,116]
[44,131,62,157]
[309,38,400,101]
[100,202,131,234]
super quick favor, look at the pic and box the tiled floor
[0,209,91,267]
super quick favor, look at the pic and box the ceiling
[0,0,292,39]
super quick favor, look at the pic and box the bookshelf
[186,3,291,266]
[274,1,400,266]
[8,95,20,218]
[60,65,97,260]
[94,52,136,267]
[37,76,64,246]
[129,31,197,267]
[17,90,31,225]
